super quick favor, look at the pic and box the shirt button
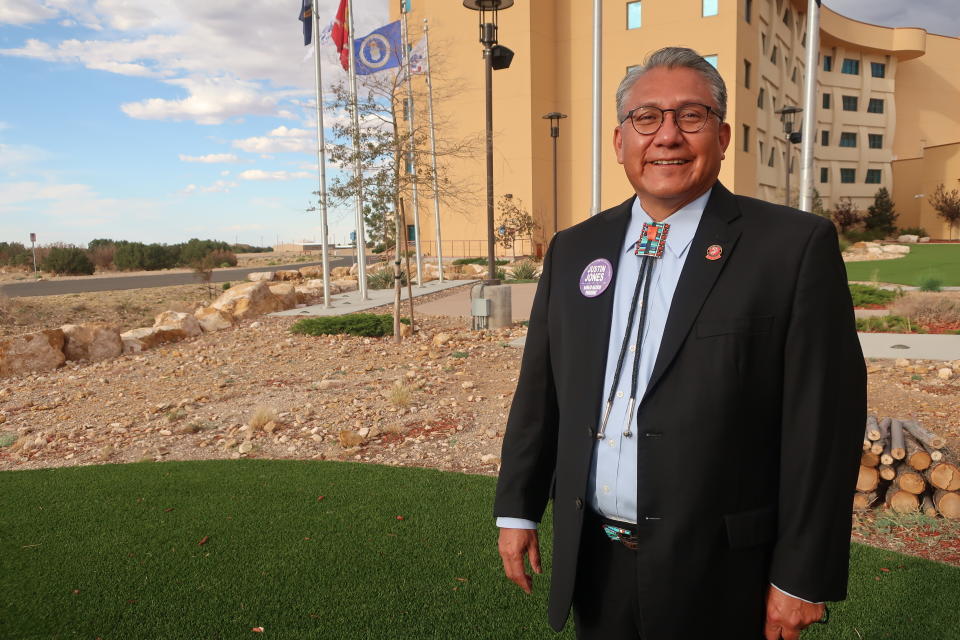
[629,345,636,352]
[616,391,624,398]
[608,439,616,447]
[602,485,610,494]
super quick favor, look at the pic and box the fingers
[765,585,826,640]
[528,536,542,575]
[498,528,538,594]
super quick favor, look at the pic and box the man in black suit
[494,47,866,640]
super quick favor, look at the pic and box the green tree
[810,188,828,219]
[863,187,898,237]
[928,183,960,239]
[41,246,94,275]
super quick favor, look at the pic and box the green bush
[41,246,94,275]
[367,267,407,290]
[0,242,32,267]
[849,284,897,307]
[453,257,508,266]
[920,278,943,292]
[290,314,409,337]
[496,267,507,281]
[844,229,887,243]
[897,227,927,237]
[855,315,918,333]
[509,260,539,281]
[114,242,179,271]
[222,282,231,290]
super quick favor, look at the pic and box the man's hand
[763,585,825,640]
[498,528,542,594]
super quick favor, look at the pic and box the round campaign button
[579,258,613,298]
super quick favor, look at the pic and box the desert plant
[248,406,278,431]
[290,314,409,337]
[367,267,407,290]
[88,244,116,269]
[222,282,232,290]
[889,292,960,325]
[929,183,960,239]
[898,227,927,237]
[41,246,95,275]
[848,284,897,307]
[509,260,539,281]
[919,278,943,292]
[453,257,508,266]
[208,249,237,267]
[387,381,413,408]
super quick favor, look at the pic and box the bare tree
[495,194,538,260]
[831,197,863,235]
[928,183,960,240]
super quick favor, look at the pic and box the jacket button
[575,498,583,510]
[586,426,594,437]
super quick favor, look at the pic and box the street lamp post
[774,105,803,207]
[463,0,514,284]
[542,112,567,236]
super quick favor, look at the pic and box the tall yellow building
[390,0,960,255]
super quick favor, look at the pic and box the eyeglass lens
[629,104,710,134]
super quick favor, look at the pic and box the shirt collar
[623,188,712,260]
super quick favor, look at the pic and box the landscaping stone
[61,323,122,362]
[247,271,275,282]
[0,329,66,377]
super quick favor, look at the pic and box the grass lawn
[2,460,959,639]
[845,244,960,286]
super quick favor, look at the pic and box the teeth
[652,160,687,165]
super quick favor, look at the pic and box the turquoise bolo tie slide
[634,221,669,257]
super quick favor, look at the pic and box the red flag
[331,0,349,70]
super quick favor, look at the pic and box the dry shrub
[248,406,278,431]
[888,292,960,325]
[89,245,116,269]
[387,381,413,408]
[208,249,237,267]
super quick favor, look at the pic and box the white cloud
[0,179,158,227]
[220,169,230,176]
[0,0,58,25]
[122,76,278,125]
[233,135,313,154]
[239,169,310,181]
[181,179,238,193]
[0,143,48,171]
[179,153,239,163]
[269,126,312,138]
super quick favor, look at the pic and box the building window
[762,33,767,53]
[782,8,791,26]
[759,140,765,159]
[823,55,832,72]
[842,95,858,111]
[758,87,765,109]
[703,0,719,17]
[820,167,829,183]
[822,93,831,109]
[791,66,798,83]
[871,62,886,78]
[407,224,417,241]
[868,133,883,149]
[627,2,642,29]
[867,98,884,114]
[821,130,829,146]
[768,147,776,167]
[742,125,750,152]
[840,168,856,183]
[704,54,718,68]
[745,0,752,23]
[771,45,779,64]
[841,58,860,75]
[865,169,882,184]
[839,132,857,148]
[744,59,751,88]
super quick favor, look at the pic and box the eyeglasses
[619,102,719,135]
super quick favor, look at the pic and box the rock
[274,269,301,281]
[481,453,500,465]
[120,326,190,354]
[159,429,172,436]
[357,427,370,437]
[238,442,253,454]
[319,379,345,390]
[0,330,66,377]
[433,333,452,347]
[331,278,358,293]
[338,430,364,448]
[60,323,122,362]
[938,368,953,380]
[247,271,275,282]
[268,283,298,309]
[331,266,352,278]
[299,266,324,278]
[881,244,910,255]
[154,310,202,338]
[194,306,234,332]
[866,247,883,255]
[461,381,475,389]
[250,322,262,329]
[895,358,910,368]
[210,281,285,320]
[919,237,931,243]
[897,235,919,244]
[400,323,413,338]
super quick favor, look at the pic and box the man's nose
[653,111,684,145]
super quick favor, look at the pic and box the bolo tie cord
[596,254,656,440]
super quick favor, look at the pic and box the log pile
[855,416,959,519]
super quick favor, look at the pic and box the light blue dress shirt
[495,188,819,605]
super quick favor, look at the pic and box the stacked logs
[855,416,960,519]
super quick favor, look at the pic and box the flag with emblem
[298,0,312,46]
[409,36,427,74]
[352,21,402,75]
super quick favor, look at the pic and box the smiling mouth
[650,160,690,166]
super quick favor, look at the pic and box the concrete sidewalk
[271,278,476,318]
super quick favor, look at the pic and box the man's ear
[718,121,732,155]
[613,125,625,165]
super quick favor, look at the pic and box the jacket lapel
[642,183,742,402]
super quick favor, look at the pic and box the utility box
[471,284,512,330]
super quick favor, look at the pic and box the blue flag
[299,0,312,46]
[353,21,402,75]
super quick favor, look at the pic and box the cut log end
[857,465,880,493]
[886,489,920,514]
[933,490,960,520]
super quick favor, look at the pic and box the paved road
[0,256,355,298]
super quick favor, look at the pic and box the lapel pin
[579,258,613,298]
[705,244,723,261]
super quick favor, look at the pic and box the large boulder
[299,266,324,278]
[897,234,920,243]
[119,326,190,354]
[268,283,298,309]
[210,281,285,320]
[331,279,358,294]
[247,271,275,282]
[194,306,234,332]
[61,323,122,362]
[0,330,65,377]
[153,310,202,337]
[331,266,352,278]
[882,244,910,255]
[274,269,301,281]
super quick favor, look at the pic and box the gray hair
[616,47,727,122]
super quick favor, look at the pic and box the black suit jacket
[494,183,866,639]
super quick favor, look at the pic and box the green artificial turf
[845,244,960,286]
[2,460,959,639]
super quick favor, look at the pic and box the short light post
[775,105,803,206]
[542,112,567,236]
[29,232,37,278]
[463,0,515,284]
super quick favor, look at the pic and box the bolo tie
[596,221,669,440]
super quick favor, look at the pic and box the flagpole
[423,18,443,282]
[346,0,369,298]
[798,0,820,212]
[311,0,332,308]
[590,0,602,216]
[401,5,424,287]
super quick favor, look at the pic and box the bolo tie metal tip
[623,398,636,438]
[596,400,613,440]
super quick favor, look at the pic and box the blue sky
[1,0,957,248]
